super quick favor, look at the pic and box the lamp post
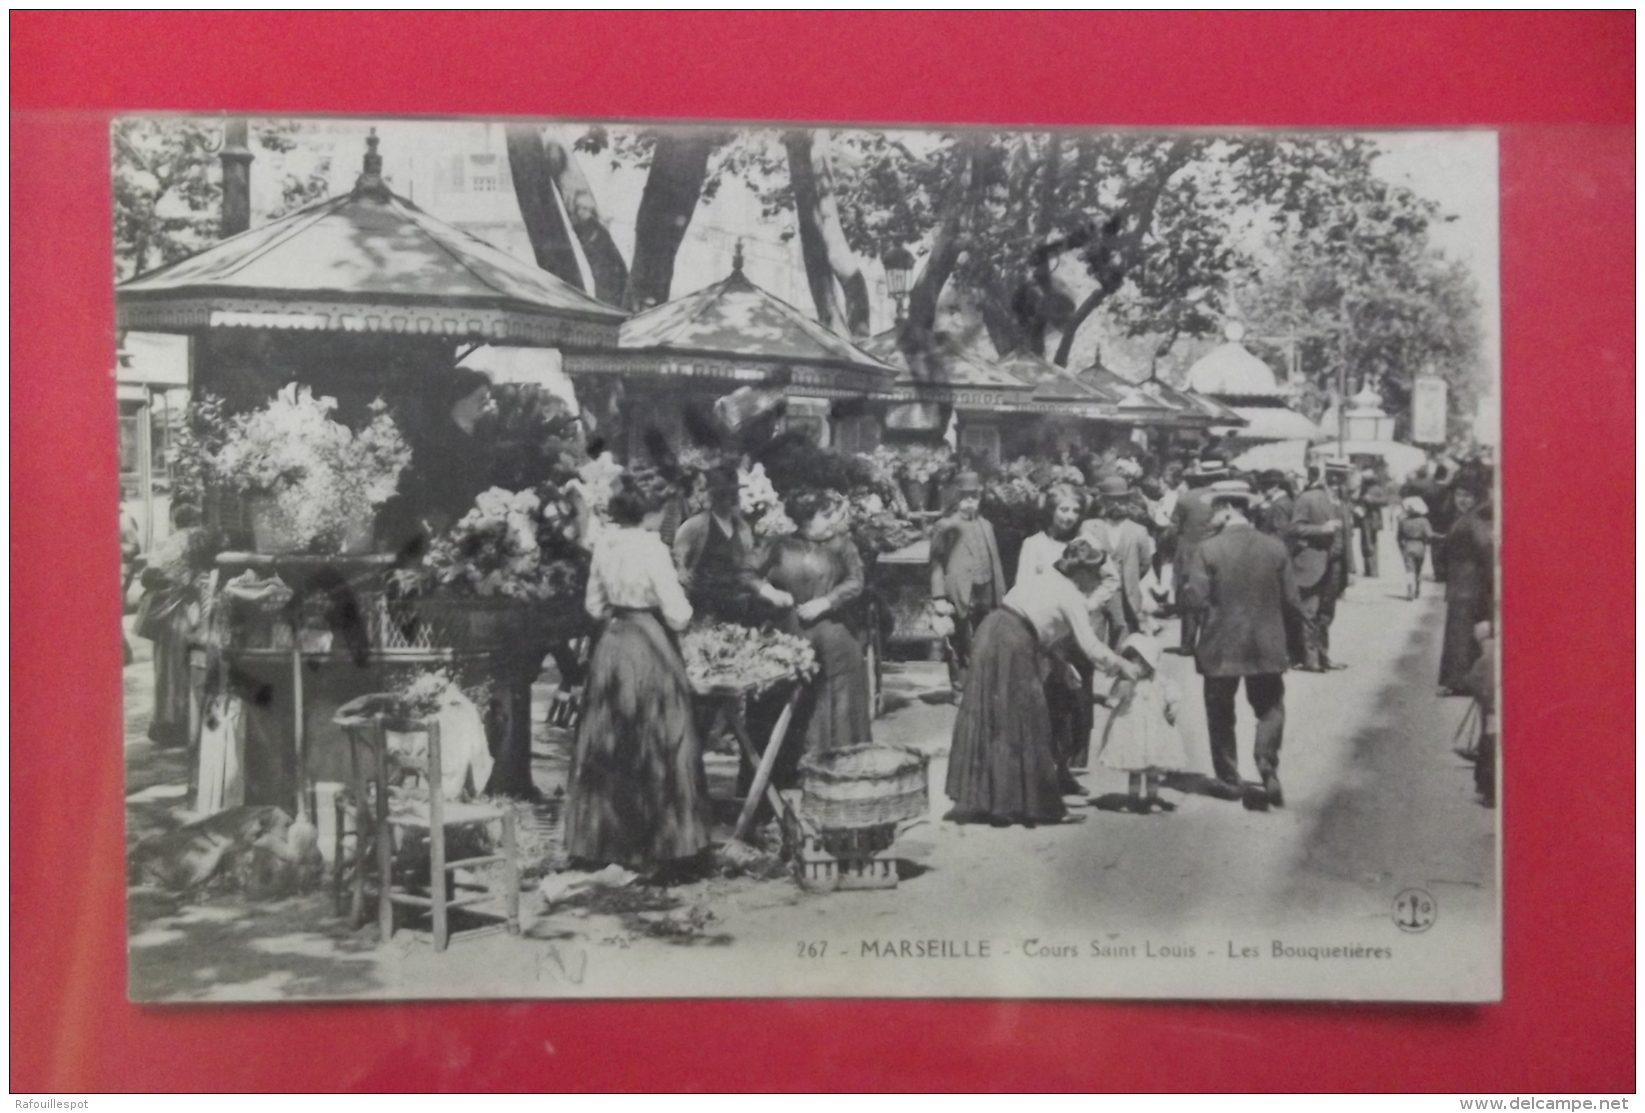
[882,245,915,325]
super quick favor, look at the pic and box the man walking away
[1356,467,1389,579]
[1287,463,1348,671]
[1170,455,1230,655]
[1185,481,1304,810]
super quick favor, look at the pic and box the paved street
[123,536,1497,1000]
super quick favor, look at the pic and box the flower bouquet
[402,486,585,603]
[680,621,818,696]
[393,484,590,650]
[211,384,411,554]
[845,488,922,558]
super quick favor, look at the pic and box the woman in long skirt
[140,504,205,748]
[946,538,1136,826]
[1438,487,1495,694]
[755,489,872,758]
[564,472,712,872]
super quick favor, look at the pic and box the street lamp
[882,245,915,325]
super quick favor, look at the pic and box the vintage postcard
[116,114,1500,1001]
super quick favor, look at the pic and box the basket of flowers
[680,621,818,696]
[797,745,929,830]
[210,384,411,555]
[394,484,590,651]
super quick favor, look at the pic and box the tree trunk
[505,124,585,290]
[542,131,630,305]
[784,131,872,336]
[1052,139,1196,367]
[784,132,846,333]
[1052,281,1119,367]
[627,131,719,310]
[904,136,989,355]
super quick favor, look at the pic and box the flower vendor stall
[115,133,629,815]
[559,248,898,463]
[858,329,1039,472]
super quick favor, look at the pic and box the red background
[10,11,1635,1092]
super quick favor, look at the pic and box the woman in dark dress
[1438,486,1496,694]
[140,503,206,748]
[754,489,872,759]
[564,472,712,873]
[945,538,1136,827]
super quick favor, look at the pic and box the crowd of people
[125,422,1499,881]
[928,443,1499,826]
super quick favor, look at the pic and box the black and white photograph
[114,114,1501,1002]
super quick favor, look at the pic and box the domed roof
[1185,341,1286,399]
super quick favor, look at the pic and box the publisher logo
[1392,888,1437,933]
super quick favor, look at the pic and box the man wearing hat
[930,471,1007,693]
[1081,474,1157,649]
[1252,470,1295,538]
[673,464,763,623]
[1287,462,1350,671]
[1184,479,1305,808]
[1168,454,1231,654]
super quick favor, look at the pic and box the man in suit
[1082,475,1156,648]
[1252,469,1295,537]
[930,471,1006,693]
[1185,480,1305,809]
[1170,455,1230,654]
[1287,463,1349,671]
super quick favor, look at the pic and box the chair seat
[387,799,509,828]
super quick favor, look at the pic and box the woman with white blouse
[945,538,1138,827]
[564,471,712,874]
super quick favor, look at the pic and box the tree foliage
[112,118,331,281]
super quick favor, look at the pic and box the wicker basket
[798,745,929,830]
[412,596,582,653]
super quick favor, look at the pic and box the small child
[1396,494,1437,601]
[1095,633,1187,814]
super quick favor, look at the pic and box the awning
[860,330,1046,413]
[562,257,897,396]
[1216,406,1328,442]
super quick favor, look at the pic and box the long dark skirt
[148,603,194,748]
[944,608,1066,826]
[565,612,712,869]
[793,618,872,756]
[1439,563,1487,690]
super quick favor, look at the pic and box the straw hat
[1120,632,1164,672]
[1207,478,1255,505]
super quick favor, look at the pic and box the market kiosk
[115,134,629,816]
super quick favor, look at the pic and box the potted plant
[211,384,411,555]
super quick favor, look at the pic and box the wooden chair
[333,703,520,951]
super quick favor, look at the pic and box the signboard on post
[1411,374,1449,444]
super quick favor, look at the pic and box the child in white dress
[1096,633,1188,813]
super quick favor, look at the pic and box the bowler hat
[951,471,985,495]
[1096,475,1132,498]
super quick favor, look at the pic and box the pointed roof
[117,132,625,349]
[860,329,1034,393]
[1184,340,1288,399]
[991,349,1118,407]
[565,255,897,395]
